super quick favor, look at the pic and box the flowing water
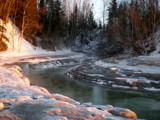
[26,65,160,120]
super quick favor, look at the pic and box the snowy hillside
[0,19,73,58]
[150,27,160,55]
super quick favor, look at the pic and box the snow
[112,85,138,90]
[92,79,107,85]
[95,59,160,74]
[0,20,88,68]
[115,77,159,84]
[71,29,104,54]
[88,74,105,77]
[150,27,160,55]
[144,87,160,92]
[110,67,118,71]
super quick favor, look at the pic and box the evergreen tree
[39,0,46,26]
[78,13,88,30]
[42,0,65,36]
[99,20,102,29]
[69,4,78,39]
[108,0,118,24]
[88,10,97,30]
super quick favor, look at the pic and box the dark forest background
[0,0,160,57]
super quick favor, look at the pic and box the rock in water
[108,107,137,119]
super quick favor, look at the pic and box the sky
[63,0,112,23]
[90,0,104,22]
[90,0,111,22]
[90,0,127,23]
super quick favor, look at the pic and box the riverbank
[0,52,138,120]
[67,54,160,92]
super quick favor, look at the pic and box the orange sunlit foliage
[0,0,41,43]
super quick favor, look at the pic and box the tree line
[106,0,160,54]
[0,0,160,55]
[0,0,98,51]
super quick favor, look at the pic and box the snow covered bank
[67,53,160,92]
[94,55,160,92]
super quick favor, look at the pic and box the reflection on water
[26,65,160,120]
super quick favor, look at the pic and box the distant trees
[68,4,78,39]
[34,0,98,49]
[88,10,97,30]
[108,0,118,25]
[68,2,97,41]
[40,0,65,36]
[106,0,160,54]
[1,0,159,54]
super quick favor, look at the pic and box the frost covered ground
[0,20,138,119]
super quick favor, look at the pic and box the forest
[0,0,160,56]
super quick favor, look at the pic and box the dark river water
[26,65,160,120]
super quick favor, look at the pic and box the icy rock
[32,95,44,99]
[10,99,104,120]
[108,107,137,119]
[46,108,62,115]
[21,77,30,86]
[49,94,80,105]
[110,67,118,71]
[0,96,31,104]
[52,107,105,120]
[50,101,76,108]
[82,102,93,106]
[0,103,4,110]
[42,115,68,120]
[92,105,113,112]
[15,96,31,102]
[0,110,21,120]
[86,107,111,116]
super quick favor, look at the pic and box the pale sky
[90,0,111,22]
[90,0,103,21]
[63,0,112,22]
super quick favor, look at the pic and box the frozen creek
[0,53,159,120]
[0,53,138,120]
